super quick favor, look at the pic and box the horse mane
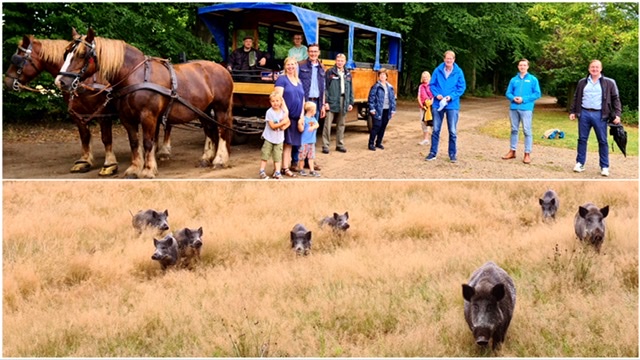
[90,37,127,82]
[24,37,67,65]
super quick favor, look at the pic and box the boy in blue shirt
[297,102,320,177]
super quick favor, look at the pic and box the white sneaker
[601,167,610,177]
[418,139,430,146]
[573,163,585,173]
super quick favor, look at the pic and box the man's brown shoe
[523,153,531,164]
[501,150,516,160]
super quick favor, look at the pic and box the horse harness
[114,57,238,133]
[8,42,44,92]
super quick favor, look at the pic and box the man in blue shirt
[296,43,325,171]
[425,50,467,163]
[503,59,541,164]
[569,60,622,177]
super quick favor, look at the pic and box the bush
[604,62,639,112]
[621,106,638,126]
[3,73,67,123]
[472,84,495,98]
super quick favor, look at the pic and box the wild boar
[290,223,312,256]
[132,209,169,234]
[462,261,516,350]
[175,226,203,269]
[151,234,179,270]
[539,189,559,220]
[319,211,350,231]
[574,203,609,253]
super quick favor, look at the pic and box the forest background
[2,2,638,123]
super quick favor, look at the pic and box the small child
[297,101,320,177]
[417,70,434,146]
[259,92,290,179]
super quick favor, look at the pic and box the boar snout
[473,327,492,346]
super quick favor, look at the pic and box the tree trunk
[470,65,477,93]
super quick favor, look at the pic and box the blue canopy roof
[198,2,402,70]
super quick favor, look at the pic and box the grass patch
[478,109,638,156]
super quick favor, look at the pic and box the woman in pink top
[417,71,434,146]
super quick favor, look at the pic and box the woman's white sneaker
[601,167,610,177]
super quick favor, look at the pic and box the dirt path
[3,96,637,180]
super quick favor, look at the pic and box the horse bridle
[59,38,98,91]
[8,42,42,91]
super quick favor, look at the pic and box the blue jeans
[429,108,459,159]
[576,109,609,168]
[509,110,533,153]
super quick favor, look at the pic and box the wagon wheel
[232,132,249,145]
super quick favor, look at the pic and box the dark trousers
[368,109,390,147]
[576,109,609,168]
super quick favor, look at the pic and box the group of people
[417,51,622,176]
[231,35,623,179]
[253,36,349,179]
[252,34,398,179]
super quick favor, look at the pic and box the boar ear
[345,211,349,219]
[197,227,203,236]
[164,209,169,217]
[153,238,159,246]
[305,231,312,241]
[462,284,474,301]
[491,284,506,301]
[600,205,609,218]
[550,198,555,206]
[578,206,589,218]
[333,212,339,219]
[290,231,296,242]
[539,198,544,205]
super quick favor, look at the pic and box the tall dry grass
[2,180,638,357]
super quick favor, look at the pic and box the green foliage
[604,62,639,112]
[3,2,638,122]
[528,3,639,109]
[2,3,219,123]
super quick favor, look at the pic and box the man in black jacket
[569,59,622,177]
[227,36,268,82]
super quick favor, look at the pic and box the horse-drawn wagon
[197,2,403,142]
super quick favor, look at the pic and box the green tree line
[2,2,637,123]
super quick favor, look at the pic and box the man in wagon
[227,36,269,82]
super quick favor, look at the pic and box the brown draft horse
[4,35,119,175]
[3,33,177,176]
[55,28,234,179]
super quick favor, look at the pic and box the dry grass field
[2,180,638,357]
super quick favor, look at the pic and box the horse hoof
[198,159,212,168]
[124,173,139,179]
[98,164,118,177]
[70,161,91,173]
[158,153,171,161]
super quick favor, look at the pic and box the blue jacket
[429,62,466,110]
[368,81,396,121]
[298,59,325,102]
[505,72,541,111]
